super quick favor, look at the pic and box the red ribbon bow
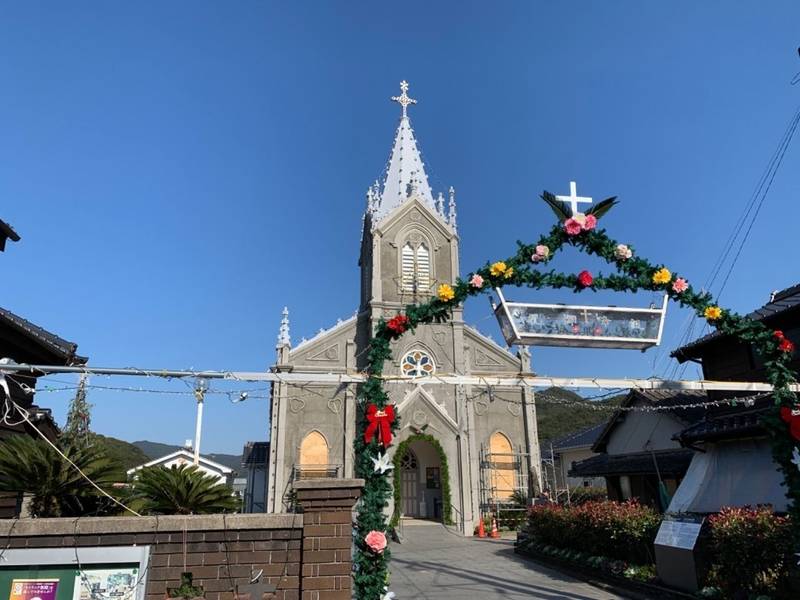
[364,404,395,447]
[780,407,800,441]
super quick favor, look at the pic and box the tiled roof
[0,220,20,251]
[0,307,86,365]
[242,441,270,466]
[675,396,772,444]
[569,449,695,477]
[673,283,800,361]
[551,422,607,451]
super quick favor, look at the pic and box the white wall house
[127,449,233,486]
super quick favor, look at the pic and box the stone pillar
[293,478,364,600]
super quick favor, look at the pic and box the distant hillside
[91,434,150,472]
[535,387,625,444]
[131,440,243,472]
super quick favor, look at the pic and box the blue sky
[2,2,799,454]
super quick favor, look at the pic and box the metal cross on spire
[391,80,417,118]
[556,181,593,216]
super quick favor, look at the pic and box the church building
[267,82,542,534]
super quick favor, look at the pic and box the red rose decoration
[386,314,409,335]
[780,407,800,441]
[577,270,594,287]
[773,330,785,340]
[779,338,795,354]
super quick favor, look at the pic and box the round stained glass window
[401,349,435,377]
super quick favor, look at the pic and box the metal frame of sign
[0,546,150,600]
[492,288,668,350]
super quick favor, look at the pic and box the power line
[665,101,800,381]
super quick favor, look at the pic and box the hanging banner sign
[9,580,59,600]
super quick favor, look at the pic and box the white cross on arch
[556,181,593,216]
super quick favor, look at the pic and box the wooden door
[400,450,419,517]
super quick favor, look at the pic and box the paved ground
[389,521,627,600]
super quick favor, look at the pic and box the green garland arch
[389,433,453,528]
[352,195,799,600]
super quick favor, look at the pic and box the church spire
[277,306,291,348]
[371,81,437,223]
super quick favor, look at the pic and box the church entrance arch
[391,434,452,526]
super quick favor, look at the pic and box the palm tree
[0,435,121,517]
[131,464,239,515]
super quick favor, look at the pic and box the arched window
[401,348,436,377]
[400,239,432,295]
[489,432,516,501]
[299,431,329,470]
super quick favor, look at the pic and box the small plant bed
[515,534,694,600]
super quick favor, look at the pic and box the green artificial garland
[390,433,453,528]
[352,193,799,600]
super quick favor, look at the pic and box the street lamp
[193,378,209,466]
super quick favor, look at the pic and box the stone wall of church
[376,201,457,306]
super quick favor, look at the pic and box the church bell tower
[357,81,461,353]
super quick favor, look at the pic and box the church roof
[376,113,436,220]
[368,81,455,230]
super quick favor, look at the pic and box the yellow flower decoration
[704,306,722,321]
[490,261,514,279]
[652,268,672,285]
[437,284,455,302]
[490,261,508,278]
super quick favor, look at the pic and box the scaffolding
[478,445,531,529]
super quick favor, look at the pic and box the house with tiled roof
[667,283,800,513]
[0,306,88,517]
[241,441,270,513]
[569,390,708,511]
[541,422,607,493]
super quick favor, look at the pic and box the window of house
[400,240,431,294]
[401,349,436,377]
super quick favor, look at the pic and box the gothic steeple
[371,81,440,223]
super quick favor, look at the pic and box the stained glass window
[401,349,435,377]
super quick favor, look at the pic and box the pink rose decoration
[577,270,594,287]
[365,530,387,554]
[470,274,484,288]
[531,244,550,263]
[672,278,688,293]
[614,244,632,260]
[564,218,583,236]
[582,214,597,230]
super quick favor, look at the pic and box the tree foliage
[131,464,238,515]
[0,435,121,517]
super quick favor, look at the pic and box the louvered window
[401,243,416,291]
[401,241,431,294]
[416,244,430,292]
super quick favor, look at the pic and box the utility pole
[193,378,208,465]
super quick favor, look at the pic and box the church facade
[267,83,542,534]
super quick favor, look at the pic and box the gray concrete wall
[605,410,686,455]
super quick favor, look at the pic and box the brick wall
[0,479,363,600]
[294,479,363,600]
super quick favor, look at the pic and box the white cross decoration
[556,181,593,216]
[391,80,417,118]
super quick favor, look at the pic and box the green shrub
[524,499,661,564]
[706,506,792,598]
[564,486,607,505]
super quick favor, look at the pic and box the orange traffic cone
[477,516,486,538]
[490,516,500,539]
